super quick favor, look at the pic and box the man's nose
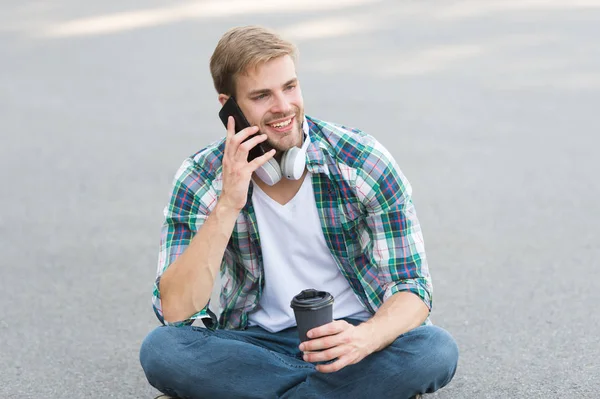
[271,92,292,114]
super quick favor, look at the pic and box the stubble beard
[262,107,304,155]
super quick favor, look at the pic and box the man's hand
[220,116,276,211]
[299,320,378,373]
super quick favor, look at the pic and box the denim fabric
[140,320,458,399]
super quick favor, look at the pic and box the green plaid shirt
[153,116,432,329]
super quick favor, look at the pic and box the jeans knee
[425,326,459,386]
[387,325,458,394]
[139,326,182,391]
[140,328,160,374]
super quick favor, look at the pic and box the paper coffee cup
[290,289,334,342]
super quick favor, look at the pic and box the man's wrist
[359,320,386,354]
[216,194,244,216]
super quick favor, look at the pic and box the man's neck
[252,169,309,206]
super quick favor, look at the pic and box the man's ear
[218,94,229,106]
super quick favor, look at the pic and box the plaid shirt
[153,115,432,329]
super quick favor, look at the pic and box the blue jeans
[140,319,458,399]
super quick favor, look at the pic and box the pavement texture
[1,0,599,398]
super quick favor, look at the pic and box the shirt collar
[302,115,328,175]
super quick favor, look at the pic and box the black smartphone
[218,97,269,162]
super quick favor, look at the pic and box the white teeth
[270,118,292,128]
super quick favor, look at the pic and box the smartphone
[218,97,269,162]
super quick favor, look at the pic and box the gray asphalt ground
[2,1,599,398]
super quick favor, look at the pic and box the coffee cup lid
[290,289,334,310]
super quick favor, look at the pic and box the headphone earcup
[254,158,282,186]
[280,146,306,180]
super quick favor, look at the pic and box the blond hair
[210,25,298,96]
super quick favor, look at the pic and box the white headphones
[254,134,310,186]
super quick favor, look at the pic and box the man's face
[227,55,304,154]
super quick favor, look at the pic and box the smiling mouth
[267,116,294,132]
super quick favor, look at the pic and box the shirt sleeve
[152,158,219,327]
[355,138,433,311]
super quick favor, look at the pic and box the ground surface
[1,1,599,398]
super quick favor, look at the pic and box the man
[140,25,458,399]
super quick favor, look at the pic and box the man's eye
[285,85,296,91]
[253,94,267,100]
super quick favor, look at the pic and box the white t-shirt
[247,172,372,333]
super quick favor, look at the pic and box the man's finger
[225,121,259,155]
[307,320,348,340]
[303,345,346,364]
[224,116,236,158]
[316,354,353,374]
[248,149,276,171]
[236,134,268,161]
[301,334,342,352]
[230,125,260,148]
[226,116,235,138]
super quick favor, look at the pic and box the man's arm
[157,118,275,324]
[358,134,432,322]
[360,291,429,352]
[300,133,431,371]
[159,199,240,323]
[300,292,428,372]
